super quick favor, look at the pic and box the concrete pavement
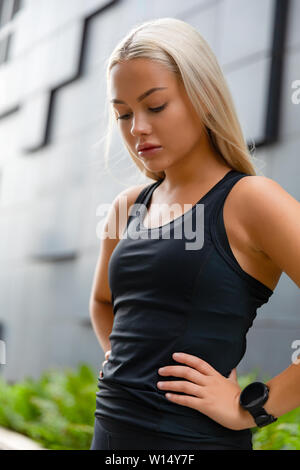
[0,426,47,450]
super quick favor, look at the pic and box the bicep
[89,183,149,305]
[242,177,300,288]
[89,195,120,305]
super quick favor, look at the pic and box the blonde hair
[102,17,260,182]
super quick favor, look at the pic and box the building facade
[0,0,299,383]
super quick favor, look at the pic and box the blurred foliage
[0,364,97,450]
[0,364,299,450]
[237,368,300,450]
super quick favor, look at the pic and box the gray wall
[0,0,299,383]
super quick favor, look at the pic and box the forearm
[237,359,300,430]
[264,360,300,418]
[89,299,114,354]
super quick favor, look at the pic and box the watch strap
[248,405,277,428]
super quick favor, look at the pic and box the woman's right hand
[99,350,111,378]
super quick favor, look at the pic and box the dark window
[0,1,3,26]
[0,0,23,28]
[0,0,13,28]
[0,0,23,65]
[0,34,11,64]
[12,0,22,19]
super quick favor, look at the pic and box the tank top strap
[125,180,163,233]
[210,171,248,213]
[139,180,163,207]
[209,171,274,298]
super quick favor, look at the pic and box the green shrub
[0,365,299,450]
[0,364,98,450]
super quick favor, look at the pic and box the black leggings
[89,416,253,450]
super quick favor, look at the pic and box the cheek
[165,102,196,132]
[164,107,200,150]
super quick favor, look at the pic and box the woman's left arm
[240,176,300,420]
[240,176,300,289]
[157,176,300,430]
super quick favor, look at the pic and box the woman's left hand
[157,352,255,431]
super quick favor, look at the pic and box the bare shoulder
[231,174,289,196]
[116,182,150,205]
[228,174,299,231]
[223,175,279,255]
[228,175,300,287]
[114,182,151,238]
[224,174,295,249]
[115,182,151,217]
[230,174,298,211]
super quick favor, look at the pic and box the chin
[144,163,168,174]
[143,157,172,172]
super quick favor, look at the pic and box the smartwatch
[239,381,278,428]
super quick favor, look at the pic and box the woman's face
[109,58,205,175]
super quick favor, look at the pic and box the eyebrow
[110,87,168,105]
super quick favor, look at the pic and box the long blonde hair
[103,17,260,182]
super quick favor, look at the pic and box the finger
[105,350,111,360]
[158,365,207,386]
[172,353,217,376]
[157,380,204,398]
[165,392,205,412]
[99,370,103,378]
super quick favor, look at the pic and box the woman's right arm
[89,183,148,355]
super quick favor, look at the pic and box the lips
[137,146,163,156]
[137,143,161,152]
[140,146,160,151]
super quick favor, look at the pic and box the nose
[130,114,152,137]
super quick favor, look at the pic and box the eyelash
[117,104,167,121]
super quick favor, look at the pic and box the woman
[89,17,300,450]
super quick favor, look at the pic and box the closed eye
[117,104,167,120]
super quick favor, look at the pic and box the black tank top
[95,169,274,449]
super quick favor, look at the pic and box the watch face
[240,382,269,408]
